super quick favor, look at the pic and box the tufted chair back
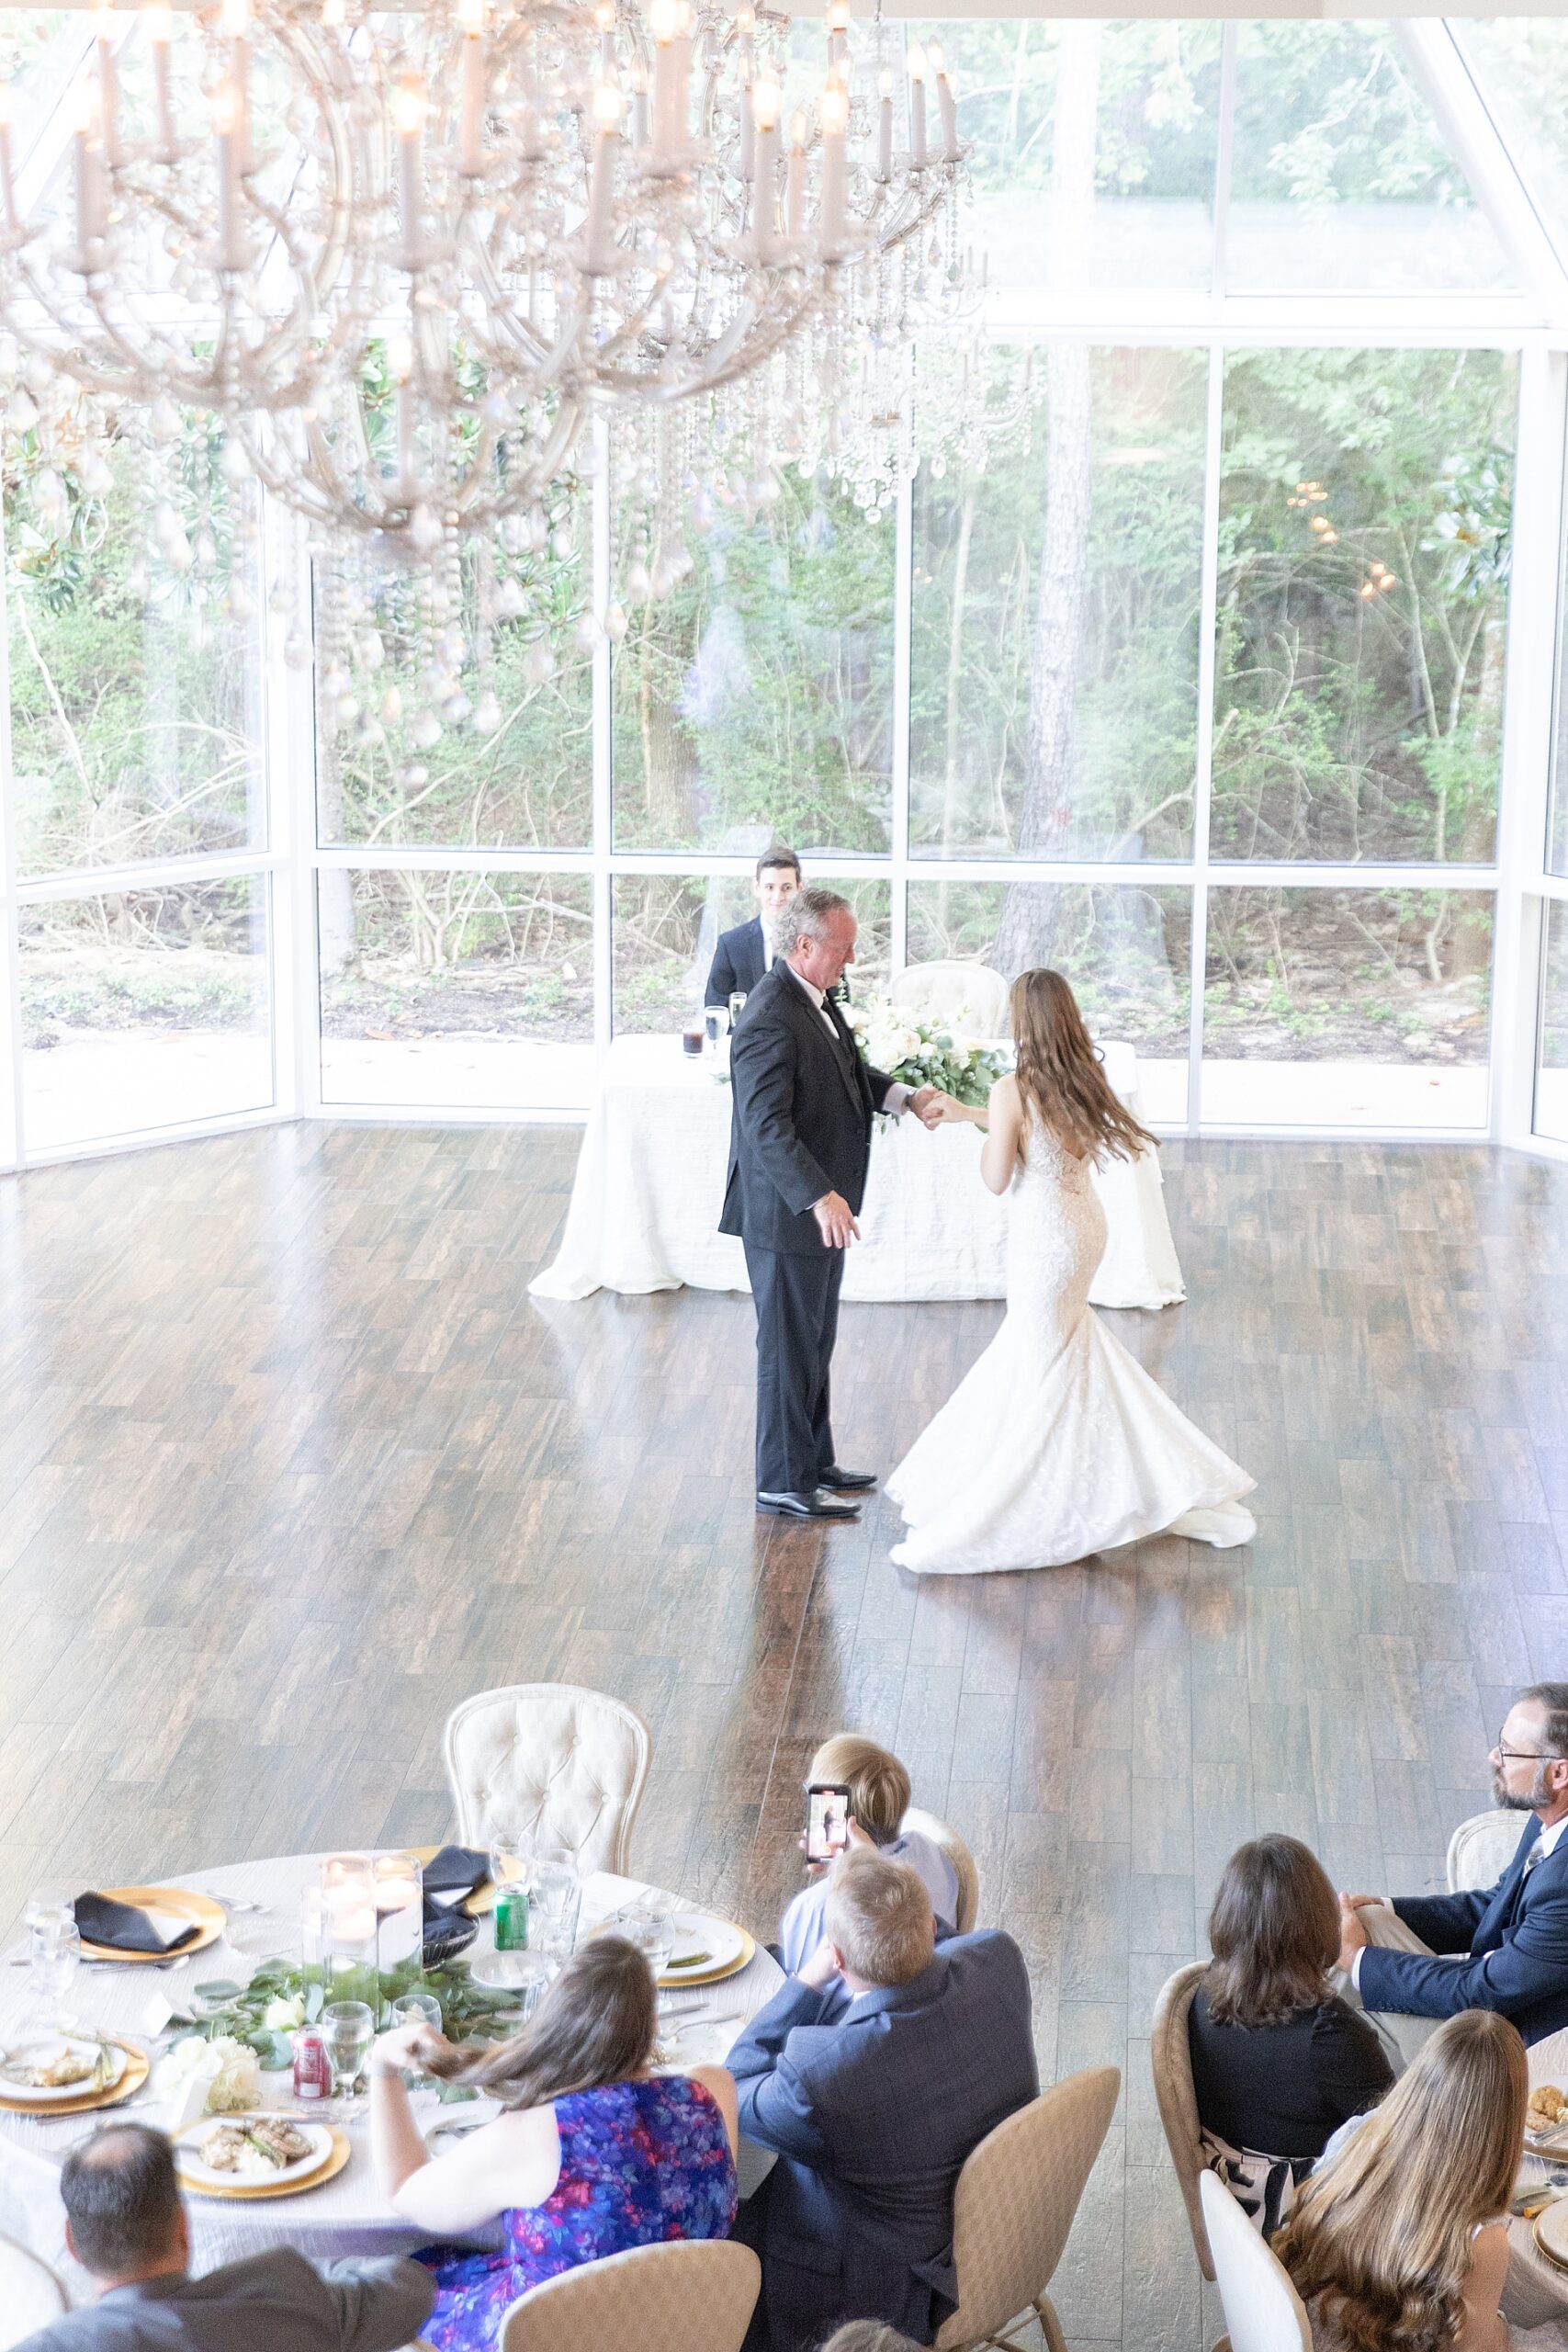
[499,2239,760,2352]
[443,1684,651,1874]
[0,2235,67,2351]
[890,960,1010,1039]
[932,2066,1121,2352]
[1448,1809,1522,1894]
[901,1805,980,1934]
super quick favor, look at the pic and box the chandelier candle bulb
[750,77,780,258]
[828,0,850,70]
[928,44,957,164]
[876,68,893,181]
[595,1,617,80]
[906,42,927,169]
[739,77,754,183]
[212,84,247,274]
[818,77,847,254]
[142,0,176,162]
[785,108,807,241]
[585,83,623,275]
[69,85,104,262]
[457,0,486,175]
[392,80,425,272]
[649,0,684,166]
[92,2,120,172]
[220,0,251,172]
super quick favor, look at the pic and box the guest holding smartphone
[779,1736,959,2000]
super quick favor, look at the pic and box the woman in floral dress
[370,1935,738,2349]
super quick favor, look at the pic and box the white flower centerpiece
[846,997,1009,1116]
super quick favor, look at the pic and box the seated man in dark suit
[1338,1680,1568,2056]
[19,2122,434,2352]
[705,845,801,1008]
[728,1852,1038,2352]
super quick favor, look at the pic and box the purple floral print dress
[413,2075,738,2349]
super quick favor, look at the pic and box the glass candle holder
[374,1850,424,1991]
[320,1853,378,2007]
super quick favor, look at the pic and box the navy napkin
[421,1847,489,1919]
[73,1893,201,1955]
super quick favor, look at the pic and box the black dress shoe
[757,1487,862,1520]
[819,1464,877,1490]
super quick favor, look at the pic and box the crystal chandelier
[0,0,970,564]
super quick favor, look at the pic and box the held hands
[812,1190,861,1249]
[908,1085,942,1128]
[1336,1893,1371,1974]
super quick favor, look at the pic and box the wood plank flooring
[4,1125,1568,2349]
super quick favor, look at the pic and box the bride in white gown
[886,968,1256,1577]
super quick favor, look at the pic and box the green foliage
[180,1957,527,2071]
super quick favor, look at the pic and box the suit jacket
[706,916,769,1007]
[16,2252,435,2352]
[1359,1815,1568,2042]
[728,1931,1038,2350]
[718,963,896,1255]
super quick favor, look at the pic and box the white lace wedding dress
[886,1126,1257,1575]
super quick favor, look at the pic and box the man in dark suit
[728,1852,1038,2352]
[1338,1680,1568,2052]
[705,845,801,1009]
[720,887,937,1520]
[18,2122,434,2352]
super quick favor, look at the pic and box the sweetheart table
[530,1033,1185,1309]
[0,1853,783,2297]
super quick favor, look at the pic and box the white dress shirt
[782,960,912,1116]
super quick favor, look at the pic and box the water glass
[530,1848,581,1961]
[622,1899,676,1982]
[321,1999,376,2117]
[389,1990,444,2089]
[23,1889,74,1939]
[29,1919,81,2024]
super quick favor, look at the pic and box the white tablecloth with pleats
[0,1854,782,2298]
[530,1034,1184,1309]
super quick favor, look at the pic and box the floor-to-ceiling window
[4,15,1568,1163]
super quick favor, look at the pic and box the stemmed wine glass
[28,1918,81,2030]
[321,2000,375,2120]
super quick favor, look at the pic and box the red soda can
[292,2027,331,2101]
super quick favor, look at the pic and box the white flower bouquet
[846,996,1009,1110]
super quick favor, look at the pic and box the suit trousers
[744,1240,843,1494]
[1333,1902,1448,2071]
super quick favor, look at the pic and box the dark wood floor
[4,1125,1568,2348]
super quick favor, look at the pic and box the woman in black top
[1188,1836,1394,2227]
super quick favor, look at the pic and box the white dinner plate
[659,2019,738,2066]
[175,2116,334,2189]
[0,2037,126,2104]
[661,1913,746,1980]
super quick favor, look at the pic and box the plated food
[659,1913,752,1988]
[0,2037,127,2105]
[198,2118,315,2176]
[175,2112,338,2196]
[1528,2082,1568,2151]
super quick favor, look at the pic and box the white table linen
[530,1035,1185,1310]
[0,1855,782,2295]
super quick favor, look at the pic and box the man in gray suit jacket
[18,2124,434,2352]
[728,1853,1038,2352]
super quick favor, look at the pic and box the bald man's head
[61,2125,186,2283]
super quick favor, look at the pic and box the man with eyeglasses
[1336,1680,1568,2062]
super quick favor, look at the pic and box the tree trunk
[993,21,1100,981]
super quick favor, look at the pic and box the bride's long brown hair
[1010,969,1156,1165]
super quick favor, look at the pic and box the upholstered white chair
[1448,1809,1521,1894]
[443,1684,651,1873]
[1151,1962,1214,2281]
[0,2234,67,2350]
[901,1804,980,1935]
[1200,2171,1312,2352]
[498,2239,760,2352]
[931,2065,1120,2352]
[890,960,1010,1038]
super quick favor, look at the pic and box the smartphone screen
[806,1783,852,1865]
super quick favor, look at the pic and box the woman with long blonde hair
[1272,2008,1526,2352]
[886,968,1255,1574]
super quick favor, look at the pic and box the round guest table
[0,1853,783,2298]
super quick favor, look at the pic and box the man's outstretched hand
[909,1085,942,1127]
[813,1190,861,1249]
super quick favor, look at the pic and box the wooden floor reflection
[3,1123,1568,2350]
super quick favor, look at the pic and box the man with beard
[1336,1680,1568,2057]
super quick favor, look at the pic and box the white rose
[205,2036,262,2114]
[263,1994,307,2031]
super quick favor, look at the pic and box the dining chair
[0,2233,67,2349]
[1447,1809,1522,1894]
[443,1684,651,1874]
[1199,2171,1312,2352]
[901,1805,980,1934]
[931,2064,1121,2352]
[497,2239,761,2352]
[1150,1961,1215,2281]
[890,960,1010,1039]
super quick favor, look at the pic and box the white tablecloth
[530,1035,1185,1309]
[0,1856,783,2292]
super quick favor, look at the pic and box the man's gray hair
[775,885,853,959]
[1521,1685,1568,1757]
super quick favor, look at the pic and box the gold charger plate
[410,1848,495,1917]
[1533,2197,1568,2272]
[658,1923,756,1992]
[0,2038,150,2118]
[175,2123,351,2201]
[78,1887,226,1966]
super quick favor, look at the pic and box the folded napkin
[73,1893,200,1956]
[421,1847,489,1917]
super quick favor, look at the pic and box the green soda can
[493,1886,530,1952]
